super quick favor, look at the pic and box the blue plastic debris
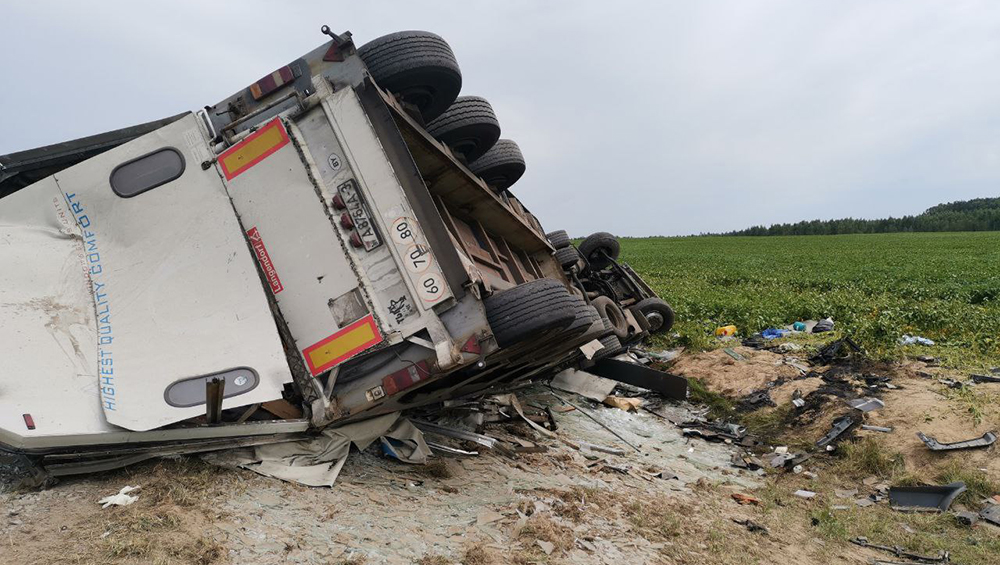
[762,328,790,340]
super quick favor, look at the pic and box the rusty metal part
[205,378,225,425]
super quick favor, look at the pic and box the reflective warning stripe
[218,119,290,180]
[302,315,382,375]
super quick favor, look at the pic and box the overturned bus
[0,26,675,476]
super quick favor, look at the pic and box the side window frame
[109,147,186,198]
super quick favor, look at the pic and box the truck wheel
[562,301,599,339]
[553,246,582,270]
[591,296,629,340]
[635,297,675,334]
[425,96,500,162]
[545,230,571,249]
[485,278,576,348]
[358,31,462,122]
[469,139,525,191]
[578,232,620,271]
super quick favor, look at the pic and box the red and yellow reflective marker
[218,118,290,180]
[302,315,382,376]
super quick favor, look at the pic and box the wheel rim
[645,311,664,332]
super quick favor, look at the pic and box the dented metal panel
[0,114,294,434]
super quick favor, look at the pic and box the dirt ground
[2,344,999,564]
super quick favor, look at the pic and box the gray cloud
[3,1,998,236]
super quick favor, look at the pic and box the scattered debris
[850,536,951,563]
[899,335,935,346]
[812,317,835,333]
[816,415,857,448]
[737,388,775,411]
[722,347,744,361]
[535,540,555,555]
[716,325,738,338]
[917,431,997,451]
[970,373,1000,384]
[938,378,967,390]
[955,511,979,527]
[862,425,894,433]
[835,488,858,499]
[847,397,885,412]
[732,518,769,535]
[731,493,761,506]
[793,490,817,499]
[98,485,140,508]
[811,336,861,364]
[889,482,967,512]
[603,396,643,412]
[550,368,617,402]
[981,504,1000,527]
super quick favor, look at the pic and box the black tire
[425,96,500,162]
[564,303,600,339]
[546,230,571,249]
[553,246,582,270]
[469,139,525,191]
[592,296,629,340]
[593,334,623,360]
[358,31,462,122]
[578,232,620,271]
[485,278,576,348]
[635,297,675,334]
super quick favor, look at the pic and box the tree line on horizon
[722,197,1000,236]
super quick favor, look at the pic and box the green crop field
[619,232,1000,368]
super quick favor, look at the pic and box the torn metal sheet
[862,425,894,433]
[847,397,885,412]
[917,431,997,451]
[412,420,513,456]
[889,482,966,512]
[549,368,617,402]
[205,412,429,487]
[981,504,1000,527]
[585,358,688,400]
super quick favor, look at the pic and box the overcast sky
[3,1,999,236]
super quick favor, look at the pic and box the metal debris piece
[955,511,979,526]
[835,489,858,499]
[816,415,857,448]
[412,420,513,457]
[792,398,806,408]
[550,368,617,401]
[811,336,862,364]
[917,431,997,451]
[737,389,775,411]
[793,490,816,499]
[971,373,1000,384]
[586,357,689,400]
[849,536,950,563]
[848,397,885,412]
[425,441,478,456]
[546,390,642,452]
[732,518,769,535]
[862,425,894,433]
[889,482,966,512]
[938,378,966,389]
[980,504,1000,527]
